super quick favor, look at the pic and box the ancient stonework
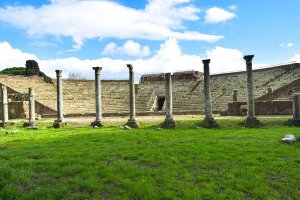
[0,63,299,119]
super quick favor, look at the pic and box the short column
[24,87,36,127]
[287,93,300,126]
[232,89,238,102]
[267,87,273,100]
[163,73,176,128]
[91,67,103,127]
[244,55,261,127]
[0,85,9,127]
[202,59,218,128]
[126,64,138,128]
[53,70,65,128]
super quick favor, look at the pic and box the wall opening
[157,96,165,111]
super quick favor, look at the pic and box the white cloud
[205,46,244,73]
[228,5,237,11]
[205,6,236,24]
[102,40,150,57]
[289,53,300,62]
[0,0,223,49]
[0,41,38,67]
[1,40,266,81]
[279,42,295,48]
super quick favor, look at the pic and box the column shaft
[292,93,300,120]
[126,64,138,128]
[163,73,175,128]
[245,57,255,117]
[203,59,213,119]
[1,86,8,125]
[91,67,103,127]
[244,55,260,127]
[29,87,35,123]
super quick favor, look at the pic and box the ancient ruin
[0,61,300,124]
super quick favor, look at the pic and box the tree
[25,60,40,76]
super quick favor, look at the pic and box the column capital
[55,70,62,77]
[165,72,171,78]
[243,55,254,63]
[93,66,102,73]
[202,59,211,65]
[127,64,133,72]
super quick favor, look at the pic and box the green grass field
[0,117,299,199]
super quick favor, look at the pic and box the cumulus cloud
[0,41,38,67]
[205,46,244,73]
[0,0,223,49]
[102,40,150,57]
[279,42,295,48]
[289,53,300,62]
[1,40,262,81]
[205,6,236,24]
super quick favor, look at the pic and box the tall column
[244,55,261,127]
[0,85,8,127]
[163,73,175,128]
[126,64,138,128]
[91,67,103,127]
[53,70,65,128]
[24,87,36,127]
[287,93,300,126]
[202,59,217,128]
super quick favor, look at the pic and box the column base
[163,118,176,129]
[0,122,8,127]
[245,117,261,128]
[91,120,103,128]
[23,121,36,128]
[53,119,67,128]
[286,119,300,126]
[203,117,218,128]
[126,119,138,128]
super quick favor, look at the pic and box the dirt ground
[20,114,290,125]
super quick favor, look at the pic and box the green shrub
[25,60,40,76]
[39,71,53,84]
[1,67,26,75]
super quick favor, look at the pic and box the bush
[25,60,40,76]
[1,67,26,75]
[39,71,53,84]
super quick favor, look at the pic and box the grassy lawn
[0,117,299,199]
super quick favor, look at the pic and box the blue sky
[0,0,299,79]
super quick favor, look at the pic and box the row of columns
[2,54,300,128]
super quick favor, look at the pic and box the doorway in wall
[157,96,165,111]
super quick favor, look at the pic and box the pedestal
[126,119,138,128]
[53,119,66,128]
[245,117,261,128]
[203,117,218,128]
[163,118,176,129]
[91,120,103,127]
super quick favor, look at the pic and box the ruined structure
[0,62,300,119]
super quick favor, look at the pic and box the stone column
[232,89,238,102]
[53,70,65,128]
[91,67,103,127]
[287,93,300,126]
[163,73,176,128]
[24,87,36,127]
[267,87,273,100]
[126,64,138,128]
[202,59,217,128]
[0,85,8,127]
[244,55,261,127]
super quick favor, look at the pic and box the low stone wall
[227,100,292,116]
